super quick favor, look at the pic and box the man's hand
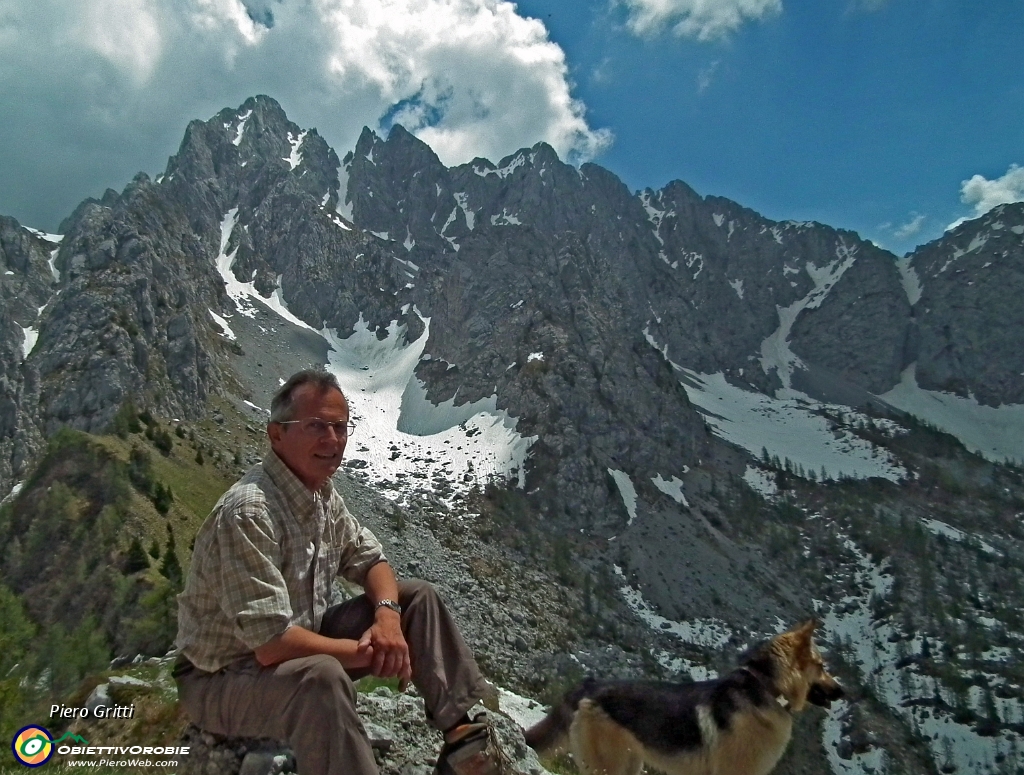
[357,608,412,686]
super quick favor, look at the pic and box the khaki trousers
[175,580,487,775]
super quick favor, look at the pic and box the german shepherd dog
[524,620,843,775]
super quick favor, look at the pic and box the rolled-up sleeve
[332,492,387,585]
[214,508,293,649]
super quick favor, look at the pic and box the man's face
[267,384,349,490]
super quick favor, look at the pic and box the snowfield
[212,208,536,502]
[642,324,904,483]
[321,313,535,501]
[879,364,1024,464]
[679,371,905,482]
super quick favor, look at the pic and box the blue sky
[0,0,1021,254]
[528,0,1024,251]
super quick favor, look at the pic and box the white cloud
[620,0,782,41]
[0,0,610,228]
[697,59,720,93]
[893,213,925,239]
[72,0,166,83]
[959,164,1024,218]
[310,0,612,164]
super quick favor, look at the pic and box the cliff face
[908,204,1024,405]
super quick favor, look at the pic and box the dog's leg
[570,700,642,775]
[624,751,643,775]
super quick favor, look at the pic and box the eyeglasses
[276,417,356,439]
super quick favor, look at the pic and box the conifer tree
[124,537,149,574]
[159,527,183,587]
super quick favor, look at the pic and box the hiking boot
[433,713,501,775]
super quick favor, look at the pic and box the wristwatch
[375,598,402,615]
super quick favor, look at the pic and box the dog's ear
[796,619,818,638]
[786,619,818,660]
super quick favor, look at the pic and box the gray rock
[364,721,394,752]
[85,683,113,714]
[238,750,294,775]
[109,675,151,687]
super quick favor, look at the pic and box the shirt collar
[264,449,334,515]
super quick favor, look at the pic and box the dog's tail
[523,679,595,755]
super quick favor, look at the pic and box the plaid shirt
[175,449,386,672]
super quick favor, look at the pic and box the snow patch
[208,309,237,341]
[683,252,704,280]
[440,207,457,235]
[453,192,475,230]
[0,480,24,507]
[25,227,63,244]
[232,110,252,146]
[678,371,905,482]
[728,278,744,300]
[527,352,543,362]
[215,208,316,332]
[615,565,731,650]
[24,230,64,283]
[712,213,724,227]
[283,130,307,170]
[640,191,666,245]
[967,232,989,253]
[760,242,857,391]
[743,466,778,498]
[921,518,1001,557]
[495,153,526,178]
[642,325,671,362]
[879,364,1024,463]
[608,469,638,524]
[336,161,354,221]
[490,209,522,226]
[322,312,535,499]
[651,474,689,507]
[20,326,38,358]
[894,255,923,306]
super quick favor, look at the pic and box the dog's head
[746,620,844,712]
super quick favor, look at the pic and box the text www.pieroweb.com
[64,759,178,768]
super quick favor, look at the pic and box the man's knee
[294,656,357,710]
[398,578,438,608]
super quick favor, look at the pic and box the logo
[11,728,87,767]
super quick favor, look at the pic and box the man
[174,370,493,775]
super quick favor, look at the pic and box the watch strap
[375,598,402,615]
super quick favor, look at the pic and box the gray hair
[269,370,345,424]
